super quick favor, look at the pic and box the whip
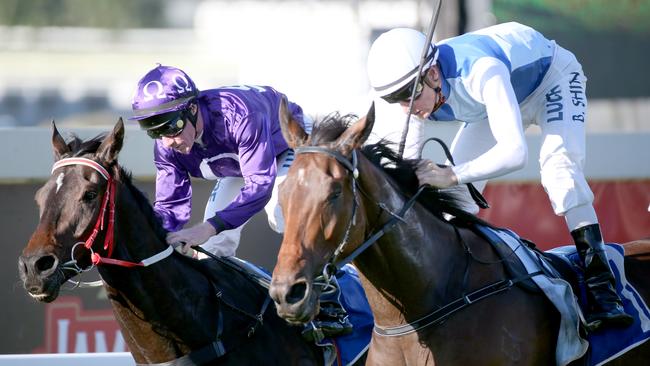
[397,0,443,158]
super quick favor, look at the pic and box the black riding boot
[572,224,633,332]
[302,276,354,342]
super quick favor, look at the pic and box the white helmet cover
[367,28,439,97]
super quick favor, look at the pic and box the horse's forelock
[308,112,359,146]
[60,133,107,159]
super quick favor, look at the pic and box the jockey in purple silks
[129,64,353,339]
[367,22,633,332]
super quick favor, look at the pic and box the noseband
[293,146,537,337]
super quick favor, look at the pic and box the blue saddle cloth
[229,258,372,366]
[318,264,373,365]
[475,225,650,365]
[551,244,650,365]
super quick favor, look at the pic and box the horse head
[18,119,124,302]
[270,98,375,324]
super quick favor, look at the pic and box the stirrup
[585,310,634,332]
[302,321,327,343]
[302,317,354,342]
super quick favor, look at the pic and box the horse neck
[98,181,221,361]
[353,156,468,318]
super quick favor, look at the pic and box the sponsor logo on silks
[545,84,564,123]
[32,297,127,354]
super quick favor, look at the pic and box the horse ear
[96,118,125,165]
[51,120,70,161]
[279,97,307,148]
[335,102,375,155]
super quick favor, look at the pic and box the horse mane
[308,113,489,226]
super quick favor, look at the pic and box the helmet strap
[183,100,203,143]
[184,100,199,128]
[423,66,446,113]
[432,87,446,113]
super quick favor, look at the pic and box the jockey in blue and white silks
[367,22,633,331]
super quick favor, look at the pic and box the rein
[52,157,173,279]
[52,157,270,364]
[294,145,525,337]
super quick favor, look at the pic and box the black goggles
[381,76,425,104]
[146,112,187,139]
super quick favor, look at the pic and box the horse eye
[83,191,98,201]
[328,186,342,202]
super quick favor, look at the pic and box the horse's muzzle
[18,253,64,302]
[270,278,320,324]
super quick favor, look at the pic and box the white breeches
[199,117,312,258]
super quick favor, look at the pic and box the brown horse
[269,100,650,365]
[18,120,323,365]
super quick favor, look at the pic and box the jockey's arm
[451,57,528,185]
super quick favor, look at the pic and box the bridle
[293,145,534,337]
[293,146,424,286]
[51,157,273,363]
[293,147,360,272]
[294,138,488,283]
[52,157,173,286]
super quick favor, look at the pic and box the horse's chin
[25,270,66,303]
[30,288,60,303]
[279,312,317,326]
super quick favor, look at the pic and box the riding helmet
[130,64,198,130]
[367,28,439,98]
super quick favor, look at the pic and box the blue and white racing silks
[430,22,555,123]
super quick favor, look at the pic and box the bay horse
[18,119,323,365]
[269,100,650,365]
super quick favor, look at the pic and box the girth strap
[373,270,543,337]
[135,340,228,366]
[136,309,228,366]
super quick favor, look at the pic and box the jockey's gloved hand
[172,242,198,258]
[415,159,458,189]
[167,222,217,247]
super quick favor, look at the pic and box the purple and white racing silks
[152,85,305,233]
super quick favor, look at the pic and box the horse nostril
[286,282,308,305]
[35,255,56,274]
[18,257,28,278]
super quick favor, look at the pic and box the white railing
[1,126,649,182]
[0,352,135,366]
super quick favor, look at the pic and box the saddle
[470,223,547,293]
[471,224,650,366]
